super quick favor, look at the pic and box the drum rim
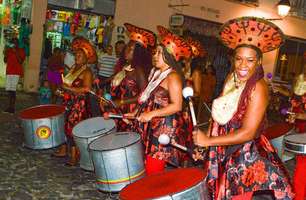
[19,104,66,120]
[72,117,116,138]
[119,168,205,199]
[284,134,306,144]
[284,140,306,155]
[89,132,141,151]
[74,127,116,139]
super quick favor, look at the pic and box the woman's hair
[131,42,153,78]
[160,44,184,81]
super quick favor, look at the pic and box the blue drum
[73,117,116,171]
[19,105,66,150]
[89,132,145,192]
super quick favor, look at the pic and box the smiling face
[233,47,260,82]
[74,49,87,66]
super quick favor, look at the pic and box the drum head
[89,132,140,151]
[263,122,293,140]
[19,104,65,120]
[73,117,115,138]
[120,168,205,200]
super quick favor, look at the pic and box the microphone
[182,87,197,128]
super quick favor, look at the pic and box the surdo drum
[19,105,66,149]
[89,132,145,192]
[119,168,209,200]
[72,117,116,171]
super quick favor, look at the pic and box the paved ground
[0,91,296,200]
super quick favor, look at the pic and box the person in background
[97,44,117,93]
[3,38,26,114]
[200,64,216,104]
[39,80,51,105]
[192,17,293,200]
[47,47,65,104]
[114,40,126,73]
[287,71,306,200]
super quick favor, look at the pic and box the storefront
[0,0,32,88]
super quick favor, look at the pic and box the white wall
[113,0,306,75]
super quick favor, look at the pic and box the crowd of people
[4,15,306,200]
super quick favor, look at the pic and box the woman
[183,37,206,97]
[104,23,155,131]
[126,26,192,170]
[47,47,65,104]
[192,17,293,200]
[52,37,96,166]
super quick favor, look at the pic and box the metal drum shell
[73,117,116,171]
[284,133,306,155]
[20,105,66,150]
[89,132,145,192]
[151,181,207,200]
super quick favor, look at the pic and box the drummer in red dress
[288,72,306,200]
[126,26,191,171]
[192,17,294,200]
[103,23,155,132]
[52,37,96,166]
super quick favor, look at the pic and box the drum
[89,132,145,192]
[284,133,306,154]
[19,104,66,149]
[263,122,294,161]
[119,168,209,200]
[73,117,116,171]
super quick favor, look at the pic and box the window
[274,37,306,83]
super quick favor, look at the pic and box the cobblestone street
[0,91,295,200]
[0,92,117,200]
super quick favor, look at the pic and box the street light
[277,0,291,18]
[266,0,291,21]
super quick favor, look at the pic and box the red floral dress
[137,86,185,166]
[63,78,91,138]
[205,83,294,200]
[110,75,139,132]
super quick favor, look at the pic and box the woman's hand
[124,112,136,119]
[137,112,155,123]
[192,129,210,147]
[113,99,123,107]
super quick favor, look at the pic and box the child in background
[39,80,52,105]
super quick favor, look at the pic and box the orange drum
[119,168,209,200]
[263,122,294,161]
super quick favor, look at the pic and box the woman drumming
[126,26,192,170]
[53,37,96,166]
[192,17,293,200]
[105,23,155,131]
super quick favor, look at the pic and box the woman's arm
[138,72,183,122]
[194,79,269,147]
[192,69,202,97]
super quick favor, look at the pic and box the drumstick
[158,134,193,155]
[107,113,136,120]
[89,90,119,110]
